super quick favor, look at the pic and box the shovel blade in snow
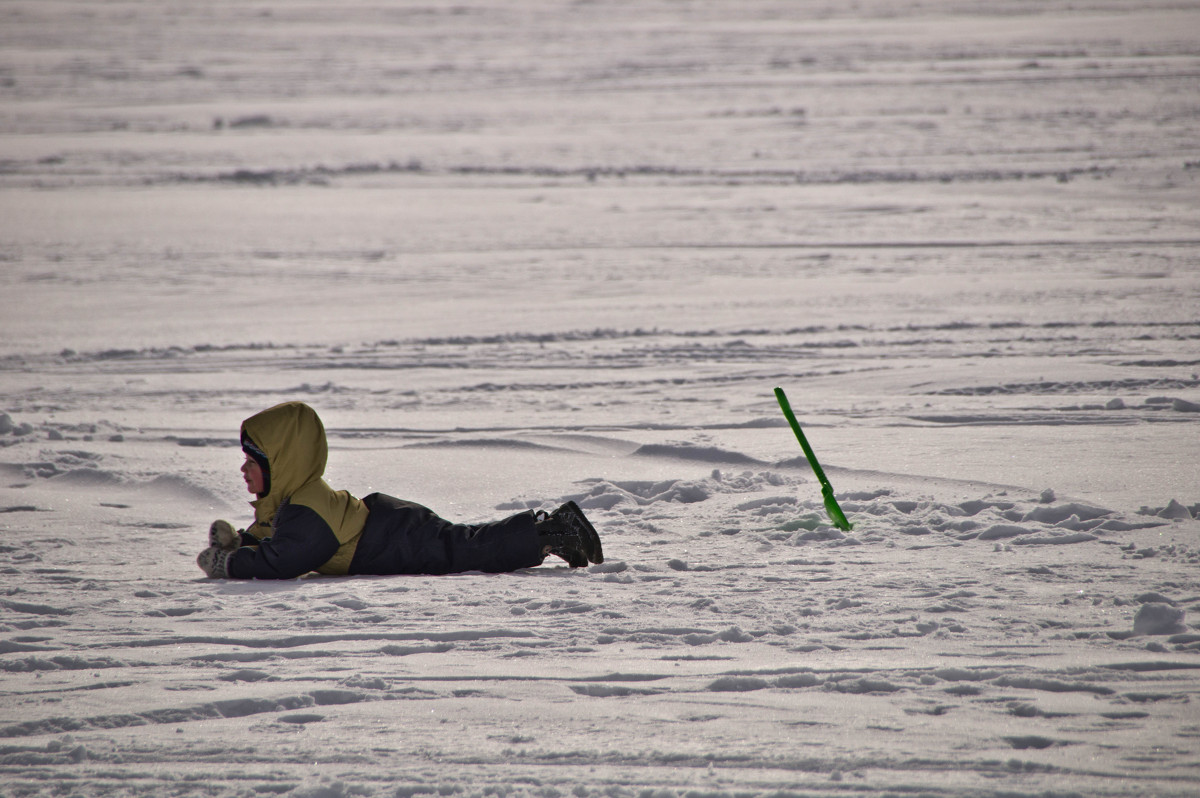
[821,484,853,532]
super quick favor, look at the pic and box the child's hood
[240,401,328,518]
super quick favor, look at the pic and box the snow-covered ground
[2,2,1199,796]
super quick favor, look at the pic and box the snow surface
[2,1,1200,796]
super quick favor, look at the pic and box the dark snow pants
[349,493,546,575]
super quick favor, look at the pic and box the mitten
[208,520,243,550]
[197,546,235,579]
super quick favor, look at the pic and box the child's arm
[198,504,340,579]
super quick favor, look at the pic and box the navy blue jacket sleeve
[226,503,340,579]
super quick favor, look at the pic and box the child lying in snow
[197,401,603,579]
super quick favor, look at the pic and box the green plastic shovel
[774,387,852,531]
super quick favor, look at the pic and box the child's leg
[433,512,547,574]
[352,494,545,575]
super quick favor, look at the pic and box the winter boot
[535,501,604,568]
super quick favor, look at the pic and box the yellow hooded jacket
[241,401,369,575]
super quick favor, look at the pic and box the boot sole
[562,501,604,564]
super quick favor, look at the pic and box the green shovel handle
[775,387,852,531]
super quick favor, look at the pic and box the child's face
[241,454,265,495]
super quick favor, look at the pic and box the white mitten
[197,546,234,579]
[208,520,242,550]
